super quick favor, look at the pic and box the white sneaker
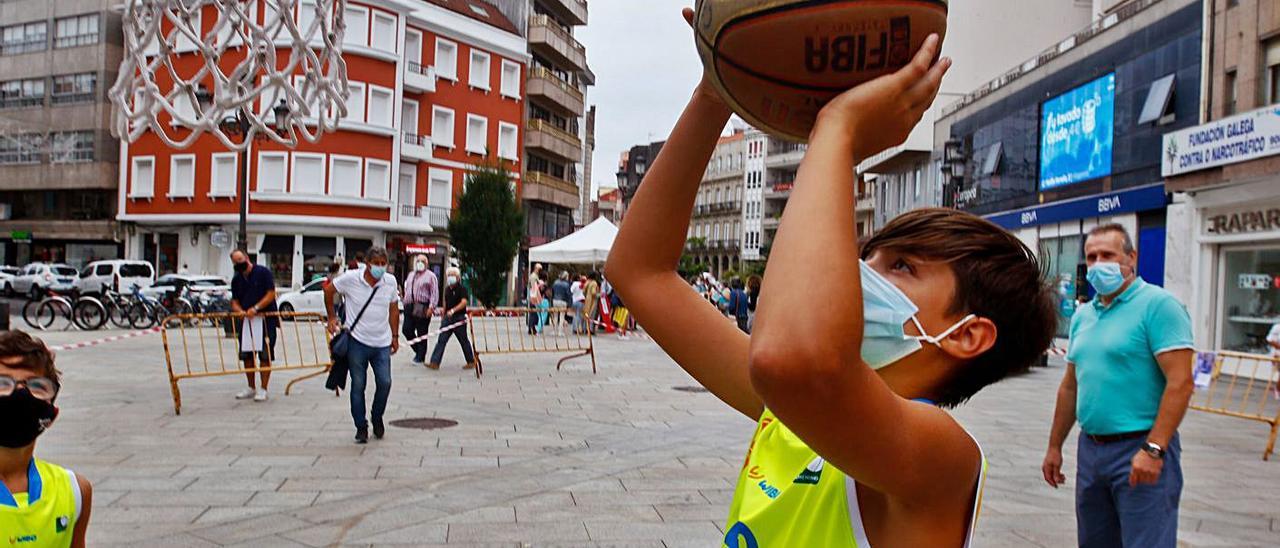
[253,388,268,402]
[235,388,255,400]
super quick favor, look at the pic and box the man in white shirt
[324,246,400,444]
[1267,323,1280,399]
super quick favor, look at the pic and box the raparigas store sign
[1162,106,1280,177]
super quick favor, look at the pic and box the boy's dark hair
[862,208,1057,408]
[0,330,60,388]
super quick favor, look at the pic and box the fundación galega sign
[1163,106,1280,177]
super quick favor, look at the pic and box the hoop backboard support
[109,0,351,151]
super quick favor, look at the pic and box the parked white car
[11,263,78,299]
[0,266,20,296]
[75,260,155,295]
[139,274,230,300]
[276,277,327,315]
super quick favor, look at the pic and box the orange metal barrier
[466,307,596,377]
[1190,351,1280,460]
[161,312,331,414]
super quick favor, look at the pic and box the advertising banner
[1161,106,1280,177]
[1040,73,1116,190]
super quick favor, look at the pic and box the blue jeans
[1076,433,1182,548]
[346,339,392,430]
[572,301,585,333]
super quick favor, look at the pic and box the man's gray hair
[365,246,389,262]
[1088,223,1135,254]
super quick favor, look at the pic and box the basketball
[694,0,948,141]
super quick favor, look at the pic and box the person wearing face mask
[229,249,278,402]
[1043,224,1194,548]
[428,267,477,371]
[608,30,1059,546]
[401,254,438,366]
[324,246,400,444]
[0,330,93,548]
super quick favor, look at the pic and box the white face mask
[414,262,426,272]
[860,260,976,370]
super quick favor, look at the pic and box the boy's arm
[749,36,977,501]
[606,77,761,420]
[71,474,92,548]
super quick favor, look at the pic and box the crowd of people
[524,263,618,336]
[689,271,759,334]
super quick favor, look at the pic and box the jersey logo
[10,534,38,544]
[756,480,780,499]
[747,466,764,480]
[793,457,824,485]
[724,522,759,548]
[56,515,69,533]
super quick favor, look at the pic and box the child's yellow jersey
[723,409,986,547]
[0,458,81,548]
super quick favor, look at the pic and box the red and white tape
[403,317,469,346]
[1047,346,1067,357]
[48,326,162,352]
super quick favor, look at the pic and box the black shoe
[372,420,385,440]
[354,427,368,444]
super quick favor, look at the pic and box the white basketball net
[109,0,350,151]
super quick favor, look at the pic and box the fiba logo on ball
[694,0,948,141]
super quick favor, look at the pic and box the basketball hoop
[109,0,351,151]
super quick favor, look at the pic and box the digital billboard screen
[1040,73,1116,190]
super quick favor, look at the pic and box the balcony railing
[527,67,584,112]
[403,132,426,146]
[54,33,98,49]
[0,96,44,109]
[543,0,588,26]
[51,92,94,105]
[0,38,46,56]
[525,169,579,195]
[528,15,587,70]
[400,204,452,228]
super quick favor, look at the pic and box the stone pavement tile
[189,513,315,544]
[366,544,518,548]
[264,464,382,479]
[93,505,208,524]
[619,478,731,491]
[185,477,285,492]
[233,455,321,466]
[556,478,626,493]
[90,523,217,546]
[573,491,707,507]
[346,522,449,544]
[90,490,127,507]
[194,505,285,525]
[584,521,722,543]
[315,491,375,504]
[71,464,183,478]
[653,503,726,522]
[120,453,241,466]
[94,476,196,491]
[222,534,316,548]
[1193,516,1277,544]
[103,533,221,548]
[247,490,321,507]
[518,504,662,524]
[172,464,269,479]
[433,505,516,524]
[510,491,576,511]
[279,477,394,492]
[698,489,733,505]
[446,521,590,542]
[116,489,255,507]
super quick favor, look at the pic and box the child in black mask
[0,330,93,546]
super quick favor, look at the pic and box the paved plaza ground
[17,317,1280,547]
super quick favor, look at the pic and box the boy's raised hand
[815,33,952,161]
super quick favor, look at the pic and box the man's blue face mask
[1086,262,1126,296]
[860,260,976,370]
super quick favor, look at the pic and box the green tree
[448,163,523,308]
[678,237,709,278]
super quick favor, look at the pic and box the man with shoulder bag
[324,247,400,444]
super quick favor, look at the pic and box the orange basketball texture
[695,0,948,142]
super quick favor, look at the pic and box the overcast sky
[576,2,715,195]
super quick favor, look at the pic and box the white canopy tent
[529,217,618,264]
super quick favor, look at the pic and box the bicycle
[24,289,73,331]
[98,289,137,329]
[70,293,108,331]
[125,285,169,329]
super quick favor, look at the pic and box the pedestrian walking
[429,267,477,371]
[571,275,586,334]
[324,247,400,444]
[551,271,572,335]
[746,275,761,332]
[583,272,601,333]
[728,279,750,334]
[1043,224,1195,548]
[229,249,277,402]
[401,254,438,366]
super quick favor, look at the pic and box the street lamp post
[195,87,290,253]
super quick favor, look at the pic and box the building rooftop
[422,0,519,35]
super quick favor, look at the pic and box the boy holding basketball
[606,10,1057,547]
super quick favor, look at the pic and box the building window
[328,155,362,197]
[0,78,45,108]
[51,73,96,105]
[130,156,155,198]
[372,13,396,53]
[431,106,454,148]
[498,122,518,161]
[365,159,390,200]
[1,21,47,55]
[291,153,326,194]
[210,153,237,197]
[1225,69,1238,115]
[343,81,365,122]
[168,155,195,198]
[54,14,99,48]
[49,131,94,164]
[428,167,452,208]
[1266,39,1280,105]
[1138,74,1176,125]
[0,133,43,165]
[367,85,393,127]
[465,114,488,155]
[469,50,491,90]
[342,5,369,48]
[257,152,288,192]
[1220,248,1280,353]
[435,38,457,81]
[500,60,521,99]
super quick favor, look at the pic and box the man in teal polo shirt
[1042,224,1194,548]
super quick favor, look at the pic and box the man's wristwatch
[1143,441,1165,459]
